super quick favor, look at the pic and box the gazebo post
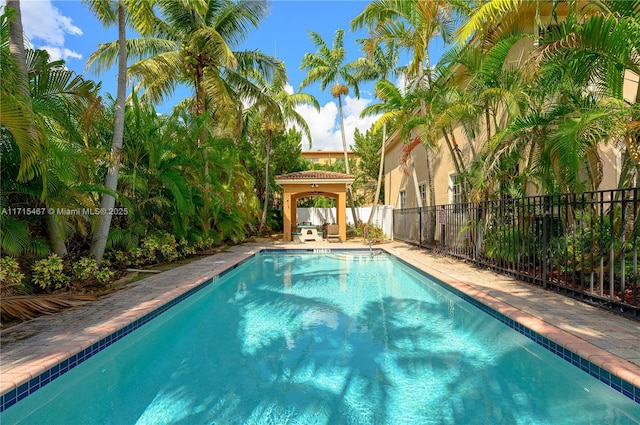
[283,192,292,242]
[291,199,298,240]
[338,191,347,242]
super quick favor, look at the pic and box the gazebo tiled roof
[275,170,355,184]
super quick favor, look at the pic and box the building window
[449,174,463,212]
[399,190,406,210]
[419,183,426,207]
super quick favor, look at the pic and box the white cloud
[21,0,82,45]
[39,45,83,62]
[293,95,380,152]
[341,95,380,144]
[295,101,339,150]
[4,0,83,61]
[284,83,294,94]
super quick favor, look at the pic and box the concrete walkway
[2,240,640,406]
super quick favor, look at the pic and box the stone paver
[2,240,640,403]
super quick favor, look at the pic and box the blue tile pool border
[0,251,258,412]
[389,252,640,405]
[2,248,639,411]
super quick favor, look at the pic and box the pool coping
[1,242,640,412]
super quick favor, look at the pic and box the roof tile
[275,170,355,180]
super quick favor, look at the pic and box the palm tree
[84,0,129,263]
[355,38,400,224]
[535,0,640,166]
[360,78,427,179]
[1,3,45,183]
[351,0,469,219]
[1,48,101,257]
[437,33,533,199]
[86,0,283,258]
[299,29,362,223]
[87,0,282,130]
[352,0,470,242]
[248,73,319,231]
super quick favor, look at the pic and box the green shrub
[72,257,99,281]
[355,223,385,244]
[31,254,69,290]
[141,237,160,263]
[178,238,196,257]
[112,250,133,268]
[157,232,179,262]
[96,267,115,284]
[0,257,25,296]
[71,256,115,285]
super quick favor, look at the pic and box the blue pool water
[2,251,640,424]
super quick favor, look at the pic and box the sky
[4,0,409,151]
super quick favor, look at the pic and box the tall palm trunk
[194,65,211,195]
[417,59,436,243]
[8,0,67,256]
[368,123,387,224]
[91,1,126,263]
[7,0,28,101]
[411,155,423,208]
[338,94,360,224]
[259,132,272,231]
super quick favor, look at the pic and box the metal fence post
[476,203,483,266]
[543,196,550,290]
[419,207,423,248]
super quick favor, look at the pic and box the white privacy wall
[295,206,394,238]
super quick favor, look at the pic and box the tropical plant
[84,0,130,263]
[31,254,69,291]
[353,0,471,242]
[72,257,100,281]
[0,6,45,181]
[0,257,24,296]
[352,127,384,205]
[353,38,399,223]
[87,0,283,128]
[245,71,319,231]
[1,46,101,258]
[299,28,363,222]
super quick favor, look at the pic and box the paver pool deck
[2,240,640,405]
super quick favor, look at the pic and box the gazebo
[274,170,355,242]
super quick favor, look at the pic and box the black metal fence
[393,188,640,319]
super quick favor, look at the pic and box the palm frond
[1,294,97,323]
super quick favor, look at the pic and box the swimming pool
[2,250,640,423]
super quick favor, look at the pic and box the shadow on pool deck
[1,240,640,402]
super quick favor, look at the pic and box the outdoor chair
[326,224,341,243]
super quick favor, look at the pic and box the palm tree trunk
[417,57,436,243]
[6,0,29,101]
[8,0,69,254]
[411,154,423,208]
[260,133,272,231]
[442,129,462,177]
[368,123,387,224]
[90,1,126,263]
[46,214,67,257]
[338,95,360,225]
[424,150,436,244]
